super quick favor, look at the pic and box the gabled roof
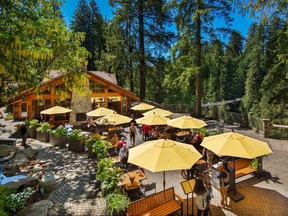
[8,70,139,103]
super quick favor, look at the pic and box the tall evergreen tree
[108,0,174,100]
[70,0,105,70]
[242,23,267,115]
[166,0,233,117]
[259,16,288,123]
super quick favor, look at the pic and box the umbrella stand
[227,158,244,201]
[163,171,166,190]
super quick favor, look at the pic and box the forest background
[0,0,287,133]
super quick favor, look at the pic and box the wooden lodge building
[7,70,140,126]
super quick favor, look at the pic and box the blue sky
[61,0,255,38]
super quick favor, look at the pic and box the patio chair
[140,182,156,196]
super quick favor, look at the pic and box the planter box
[87,149,97,158]
[36,131,50,142]
[50,134,67,147]
[68,139,85,152]
[28,128,36,139]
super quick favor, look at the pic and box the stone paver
[1,114,288,216]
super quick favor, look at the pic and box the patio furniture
[140,182,156,196]
[126,187,183,216]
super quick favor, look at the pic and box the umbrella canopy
[143,108,173,117]
[86,107,115,117]
[97,113,132,125]
[128,139,202,189]
[131,102,155,111]
[40,106,72,115]
[200,132,272,159]
[167,115,207,129]
[136,113,169,125]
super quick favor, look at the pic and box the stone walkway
[1,113,288,215]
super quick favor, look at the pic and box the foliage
[50,126,67,137]
[0,186,14,216]
[67,129,84,141]
[96,158,124,195]
[25,119,39,129]
[0,0,89,104]
[5,187,36,213]
[249,157,262,169]
[106,193,131,216]
[85,134,102,149]
[70,0,106,70]
[4,113,13,121]
[36,122,51,133]
[91,140,112,159]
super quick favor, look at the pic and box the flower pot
[87,148,97,158]
[68,139,85,152]
[50,134,67,147]
[36,131,50,142]
[28,128,36,138]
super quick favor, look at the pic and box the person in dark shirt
[20,123,28,147]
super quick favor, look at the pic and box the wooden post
[262,119,270,138]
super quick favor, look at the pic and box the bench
[126,187,184,216]
[0,138,17,146]
[228,158,258,178]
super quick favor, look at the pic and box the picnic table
[119,169,147,186]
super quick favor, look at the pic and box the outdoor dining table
[118,169,147,186]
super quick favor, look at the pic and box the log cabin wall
[8,71,139,126]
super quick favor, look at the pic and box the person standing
[20,123,28,147]
[202,148,214,172]
[194,178,210,216]
[129,122,137,147]
[217,163,230,208]
[119,144,129,168]
[142,124,150,141]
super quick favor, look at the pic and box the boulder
[39,171,57,193]
[4,176,38,191]
[4,152,30,176]
[0,144,17,157]
[14,200,53,216]
[22,148,39,160]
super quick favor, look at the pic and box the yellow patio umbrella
[128,139,202,189]
[86,107,115,117]
[200,132,272,159]
[143,108,173,117]
[131,102,155,111]
[167,115,207,129]
[200,131,272,200]
[136,113,169,125]
[100,113,132,125]
[40,106,72,115]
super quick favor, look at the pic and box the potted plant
[85,134,102,158]
[92,140,112,159]
[25,119,38,138]
[36,122,51,142]
[96,158,123,195]
[67,129,85,152]
[106,193,131,216]
[50,125,67,147]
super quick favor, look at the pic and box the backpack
[196,194,208,210]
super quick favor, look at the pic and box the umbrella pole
[234,159,236,195]
[163,171,166,190]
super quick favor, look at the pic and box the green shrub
[36,122,51,133]
[106,193,130,216]
[50,126,67,137]
[5,187,36,213]
[85,134,102,149]
[25,119,38,128]
[67,129,84,141]
[0,186,14,216]
[91,140,112,159]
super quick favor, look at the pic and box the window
[90,80,105,93]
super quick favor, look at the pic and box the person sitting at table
[119,144,129,168]
[87,118,96,132]
[124,175,140,191]
[110,133,119,145]
[184,131,194,143]
[116,136,126,153]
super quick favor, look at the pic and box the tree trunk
[195,0,202,117]
[138,0,145,100]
